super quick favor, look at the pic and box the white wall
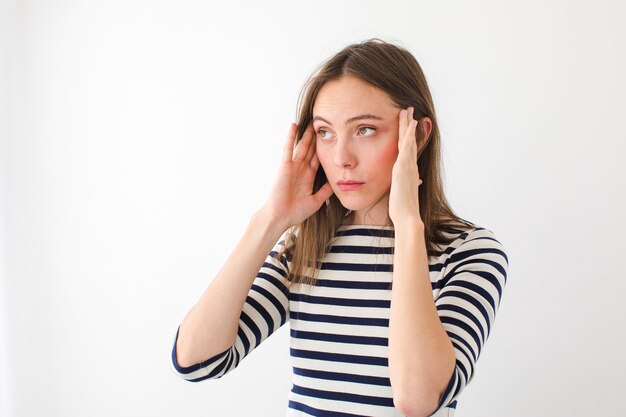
[1,1,625,416]
[1,1,17,416]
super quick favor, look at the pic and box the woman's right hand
[259,122,335,231]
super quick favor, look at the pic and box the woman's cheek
[377,140,399,168]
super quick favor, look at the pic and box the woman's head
[280,38,474,286]
[297,39,440,224]
[312,75,432,226]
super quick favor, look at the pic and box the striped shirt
[171,224,509,416]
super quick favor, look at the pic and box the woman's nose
[333,137,356,168]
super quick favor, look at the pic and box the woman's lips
[337,181,364,191]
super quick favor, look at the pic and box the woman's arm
[389,220,456,417]
[174,209,287,368]
[389,223,509,417]
[173,121,332,376]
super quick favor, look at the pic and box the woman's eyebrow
[312,114,384,126]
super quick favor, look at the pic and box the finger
[400,119,418,156]
[414,118,420,148]
[310,148,320,171]
[312,182,334,206]
[282,123,297,164]
[305,126,317,162]
[406,119,418,149]
[293,123,313,161]
[398,108,407,141]
[405,106,415,140]
[409,107,422,147]
[400,107,413,152]
[408,106,418,137]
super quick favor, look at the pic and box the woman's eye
[317,129,333,140]
[358,127,376,136]
[316,127,375,140]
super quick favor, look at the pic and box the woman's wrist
[252,207,290,240]
[392,217,425,235]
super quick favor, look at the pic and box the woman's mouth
[337,180,364,191]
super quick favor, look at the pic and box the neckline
[338,224,395,229]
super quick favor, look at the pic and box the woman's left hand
[388,106,423,226]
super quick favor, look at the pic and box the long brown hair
[276,38,475,287]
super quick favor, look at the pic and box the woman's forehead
[313,79,397,121]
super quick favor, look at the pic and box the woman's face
[313,75,400,225]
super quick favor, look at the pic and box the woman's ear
[416,116,433,156]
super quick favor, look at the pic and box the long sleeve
[428,227,509,416]
[170,234,292,382]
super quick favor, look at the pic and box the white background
[1,1,625,416]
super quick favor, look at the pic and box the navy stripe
[437,299,489,344]
[330,244,394,255]
[240,309,262,350]
[437,297,489,340]
[289,293,390,308]
[335,228,395,238]
[290,348,388,367]
[290,329,388,346]
[453,355,471,383]
[311,278,392,290]
[245,295,275,335]
[293,366,391,386]
[288,400,368,417]
[320,261,393,272]
[236,322,251,356]
[250,284,287,325]
[291,383,394,407]
[170,326,229,375]
[445,257,508,288]
[256,270,289,297]
[448,331,477,364]
[441,316,482,355]
[207,349,230,378]
[290,310,389,327]
[442,278,498,312]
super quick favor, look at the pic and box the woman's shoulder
[443,223,509,269]
[463,226,506,250]
[436,217,506,251]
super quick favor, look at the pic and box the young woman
[171,39,509,417]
